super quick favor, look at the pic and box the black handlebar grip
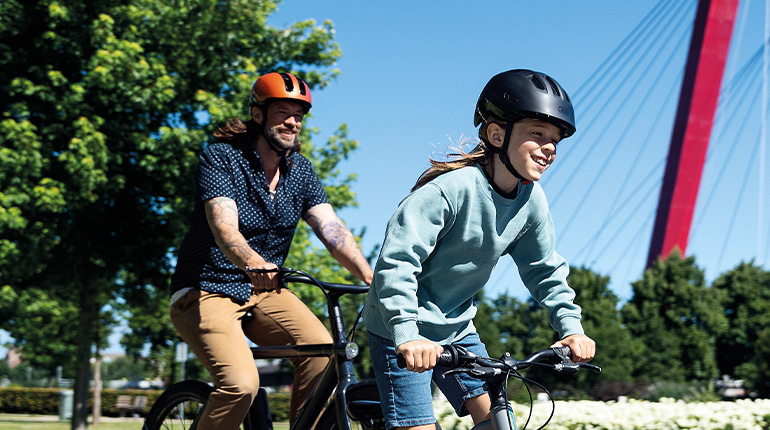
[554,345,572,358]
[396,353,406,369]
[435,348,455,367]
[396,346,454,369]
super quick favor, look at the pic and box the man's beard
[263,127,297,154]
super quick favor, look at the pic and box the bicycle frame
[477,379,517,430]
[144,269,382,430]
[244,273,372,430]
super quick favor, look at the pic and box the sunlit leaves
[621,252,727,382]
[56,116,108,202]
[1,0,348,392]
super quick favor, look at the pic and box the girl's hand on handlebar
[551,334,595,363]
[396,340,444,373]
[244,262,280,292]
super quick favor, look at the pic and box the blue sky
[91,0,770,355]
[3,1,766,359]
[268,0,770,302]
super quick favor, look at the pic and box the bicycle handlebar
[397,344,601,375]
[395,344,600,430]
[245,267,370,295]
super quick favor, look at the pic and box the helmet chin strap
[492,122,530,182]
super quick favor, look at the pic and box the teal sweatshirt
[363,165,584,348]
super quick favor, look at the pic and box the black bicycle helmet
[474,69,575,138]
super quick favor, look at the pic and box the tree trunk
[92,346,102,426]
[71,274,100,430]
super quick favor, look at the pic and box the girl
[363,69,596,430]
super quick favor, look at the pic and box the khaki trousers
[170,288,332,430]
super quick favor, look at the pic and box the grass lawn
[0,414,290,429]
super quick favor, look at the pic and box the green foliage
[479,293,530,360]
[568,267,636,389]
[0,361,51,388]
[641,381,720,402]
[0,0,346,424]
[2,288,79,378]
[0,388,61,415]
[0,386,294,422]
[621,251,727,383]
[473,290,504,359]
[99,356,153,382]
[267,392,291,423]
[712,261,770,396]
[0,388,159,416]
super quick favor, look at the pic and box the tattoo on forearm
[306,212,370,282]
[308,215,351,249]
[206,197,253,265]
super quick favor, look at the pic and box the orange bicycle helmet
[249,72,312,113]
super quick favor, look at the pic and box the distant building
[6,346,21,369]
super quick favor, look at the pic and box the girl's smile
[487,118,562,192]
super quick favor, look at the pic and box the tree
[567,266,637,399]
[0,287,79,379]
[473,289,505,360]
[1,0,343,428]
[712,261,770,396]
[621,251,727,383]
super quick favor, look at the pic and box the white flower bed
[434,398,770,430]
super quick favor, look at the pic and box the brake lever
[552,346,602,373]
[552,346,573,363]
[554,362,580,374]
[441,368,470,379]
[441,364,500,379]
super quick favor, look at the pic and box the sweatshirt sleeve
[510,211,584,339]
[370,183,455,348]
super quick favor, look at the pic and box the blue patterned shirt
[171,141,328,302]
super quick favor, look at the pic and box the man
[170,72,373,429]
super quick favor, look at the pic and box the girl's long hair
[412,132,494,191]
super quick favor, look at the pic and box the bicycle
[397,344,602,430]
[143,267,385,430]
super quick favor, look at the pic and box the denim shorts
[368,331,489,429]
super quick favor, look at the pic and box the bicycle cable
[504,369,518,430]
[347,308,364,342]
[499,361,558,430]
[512,372,556,430]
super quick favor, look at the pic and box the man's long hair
[213,118,259,144]
[212,115,302,154]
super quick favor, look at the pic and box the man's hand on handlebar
[244,262,281,292]
[551,334,595,363]
[395,340,444,373]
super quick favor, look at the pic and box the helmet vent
[530,75,547,91]
[279,73,295,92]
[545,76,562,97]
